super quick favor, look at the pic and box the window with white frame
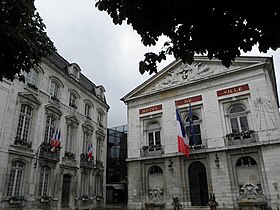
[44,116,56,142]
[96,137,102,161]
[66,124,75,153]
[16,104,32,142]
[50,81,59,100]
[85,103,92,118]
[7,161,25,196]
[69,93,77,108]
[26,69,38,87]
[38,166,51,197]
[228,104,249,133]
[147,122,161,151]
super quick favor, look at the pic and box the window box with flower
[40,195,51,203]
[9,196,25,204]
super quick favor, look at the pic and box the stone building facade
[122,56,280,210]
[0,52,109,210]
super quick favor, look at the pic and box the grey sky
[35,0,280,127]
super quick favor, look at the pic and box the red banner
[175,95,202,106]
[217,84,249,97]
[139,104,162,115]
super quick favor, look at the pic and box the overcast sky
[35,0,280,128]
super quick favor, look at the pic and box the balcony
[225,130,257,146]
[39,142,60,163]
[14,137,32,148]
[65,151,76,160]
[140,145,164,157]
[80,153,94,169]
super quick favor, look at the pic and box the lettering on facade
[217,84,249,97]
[139,104,162,115]
[175,95,202,106]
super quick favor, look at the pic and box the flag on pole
[55,129,61,148]
[50,128,57,148]
[176,108,190,158]
[51,128,61,152]
[87,143,93,161]
[188,102,196,146]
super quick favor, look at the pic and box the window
[27,69,38,86]
[97,111,103,126]
[16,104,32,142]
[185,114,202,145]
[81,173,89,196]
[69,93,77,108]
[7,161,25,196]
[149,166,163,175]
[96,138,102,161]
[235,156,262,195]
[85,103,91,118]
[38,166,51,197]
[66,124,75,153]
[50,81,59,100]
[229,104,249,133]
[147,122,161,151]
[44,116,56,142]
[83,132,91,154]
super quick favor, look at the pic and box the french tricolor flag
[176,108,190,159]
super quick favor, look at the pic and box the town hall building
[0,52,109,210]
[122,56,280,210]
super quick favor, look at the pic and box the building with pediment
[0,52,109,210]
[122,56,280,210]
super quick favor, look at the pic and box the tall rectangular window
[7,161,25,196]
[16,104,32,142]
[38,166,50,196]
[44,116,56,142]
[50,81,59,99]
[66,124,75,153]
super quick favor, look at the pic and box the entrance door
[189,161,209,206]
[61,174,71,207]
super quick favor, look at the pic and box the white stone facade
[0,53,109,210]
[122,56,280,210]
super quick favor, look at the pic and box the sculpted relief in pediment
[151,62,214,91]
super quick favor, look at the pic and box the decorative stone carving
[237,183,267,210]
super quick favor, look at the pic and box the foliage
[0,0,55,81]
[95,0,280,74]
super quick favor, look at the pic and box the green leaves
[0,0,55,81]
[95,0,280,74]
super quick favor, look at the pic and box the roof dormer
[95,85,106,101]
[67,63,81,81]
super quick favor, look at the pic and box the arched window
[148,166,164,196]
[235,156,262,194]
[228,104,249,133]
[7,161,25,196]
[185,114,202,145]
[38,166,51,196]
[147,122,161,151]
[16,104,32,143]
[69,93,78,108]
[83,131,92,154]
[50,81,60,100]
[44,116,56,142]
[149,166,163,175]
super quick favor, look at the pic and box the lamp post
[215,153,220,169]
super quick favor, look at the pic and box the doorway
[189,161,209,206]
[61,174,72,207]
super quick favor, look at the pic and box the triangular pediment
[18,92,41,109]
[65,115,79,125]
[122,56,267,102]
